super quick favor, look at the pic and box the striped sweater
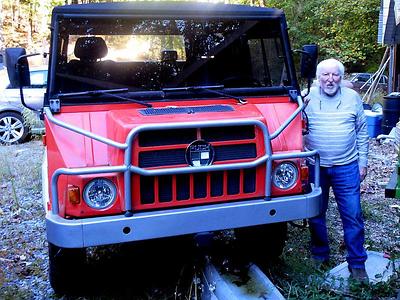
[304,86,369,168]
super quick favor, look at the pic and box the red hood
[45,100,302,168]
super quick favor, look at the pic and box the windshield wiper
[163,85,247,105]
[58,88,153,107]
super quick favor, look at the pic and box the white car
[0,67,47,144]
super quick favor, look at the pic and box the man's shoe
[348,266,369,284]
[311,258,330,270]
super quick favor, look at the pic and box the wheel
[0,112,29,144]
[48,243,86,295]
[235,222,287,265]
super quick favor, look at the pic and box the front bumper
[46,185,322,248]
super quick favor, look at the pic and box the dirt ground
[0,138,399,299]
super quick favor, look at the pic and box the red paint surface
[45,96,305,218]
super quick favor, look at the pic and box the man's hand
[359,166,367,181]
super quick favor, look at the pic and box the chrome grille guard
[44,96,320,215]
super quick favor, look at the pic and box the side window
[30,70,48,87]
[357,74,370,83]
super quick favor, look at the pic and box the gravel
[0,138,399,299]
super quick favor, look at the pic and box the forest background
[0,0,384,72]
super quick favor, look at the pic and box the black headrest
[161,50,178,62]
[74,36,108,61]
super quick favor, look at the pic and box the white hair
[314,58,345,87]
[316,58,345,78]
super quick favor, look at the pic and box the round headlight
[272,162,298,189]
[83,178,117,209]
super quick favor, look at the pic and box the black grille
[176,174,190,201]
[139,128,197,147]
[194,173,207,199]
[139,144,256,168]
[140,176,155,204]
[139,125,255,147]
[243,168,256,193]
[137,123,259,207]
[159,175,173,202]
[139,168,257,205]
[210,171,224,197]
[201,126,255,141]
[139,105,234,116]
[139,149,186,168]
[214,144,257,162]
[227,170,240,195]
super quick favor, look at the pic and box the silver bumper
[46,186,322,248]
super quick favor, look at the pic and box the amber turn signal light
[300,165,309,181]
[68,185,81,205]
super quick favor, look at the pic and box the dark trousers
[309,160,367,268]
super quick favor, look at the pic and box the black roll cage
[45,3,299,107]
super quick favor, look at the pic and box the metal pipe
[314,155,320,188]
[270,95,304,140]
[129,156,270,176]
[47,105,319,215]
[44,107,127,149]
[51,165,127,214]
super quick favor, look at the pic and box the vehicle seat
[74,36,108,63]
[160,50,178,84]
[68,36,109,79]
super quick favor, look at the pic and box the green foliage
[1,0,52,51]
[22,108,44,132]
[0,0,385,73]
[265,0,385,71]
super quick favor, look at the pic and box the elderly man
[304,58,369,283]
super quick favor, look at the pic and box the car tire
[48,243,86,295]
[0,112,30,144]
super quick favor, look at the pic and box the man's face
[319,64,341,97]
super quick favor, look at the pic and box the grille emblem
[186,140,215,167]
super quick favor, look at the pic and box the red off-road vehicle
[8,1,321,294]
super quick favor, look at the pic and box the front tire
[0,112,29,144]
[48,243,86,295]
[235,222,287,266]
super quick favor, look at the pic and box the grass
[1,139,398,299]
[22,108,44,132]
[269,222,400,299]
[276,263,400,299]
[362,201,384,222]
[0,286,34,300]
[0,148,19,209]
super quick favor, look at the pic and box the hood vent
[139,104,234,116]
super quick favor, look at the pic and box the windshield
[52,16,291,98]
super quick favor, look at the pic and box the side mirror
[300,44,318,80]
[5,48,31,88]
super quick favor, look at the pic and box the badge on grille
[185,140,215,167]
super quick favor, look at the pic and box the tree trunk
[0,0,4,51]
[13,0,20,30]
